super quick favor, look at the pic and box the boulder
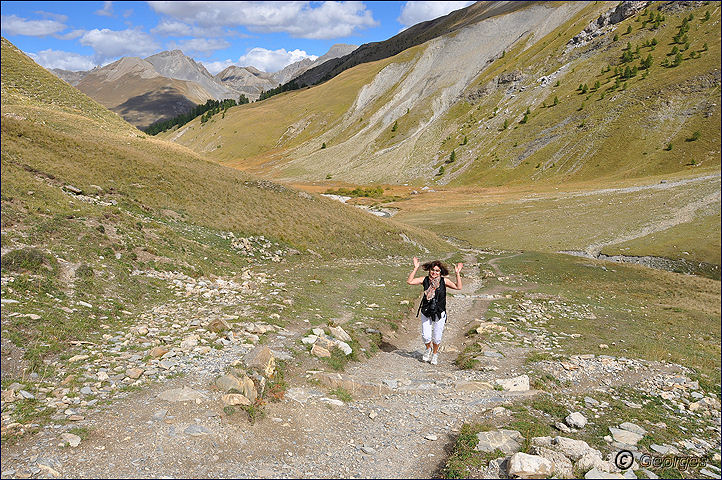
[475,429,523,454]
[609,427,643,445]
[576,452,610,473]
[618,422,646,435]
[495,375,530,391]
[508,452,553,479]
[533,436,600,462]
[311,344,331,358]
[207,318,231,333]
[215,374,243,392]
[335,340,353,356]
[329,325,352,342]
[530,446,574,478]
[221,393,251,406]
[243,345,275,378]
[149,346,169,358]
[565,412,587,429]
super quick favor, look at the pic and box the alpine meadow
[1,1,720,479]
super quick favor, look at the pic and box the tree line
[144,95,249,135]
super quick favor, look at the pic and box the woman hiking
[407,257,462,365]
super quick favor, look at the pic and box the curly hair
[422,260,449,276]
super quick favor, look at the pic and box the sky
[1,1,475,74]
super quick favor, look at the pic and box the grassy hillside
[1,37,447,377]
[163,2,720,187]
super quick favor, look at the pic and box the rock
[555,421,572,433]
[475,429,523,454]
[184,424,211,436]
[584,396,599,406]
[126,368,144,379]
[77,301,92,308]
[207,318,231,332]
[158,386,206,402]
[492,406,509,416]
[301,335,318,345]
[180,334,199,351]
[243,345,276,378]
[425,434,439,441]
[576,452,610,473]
[60,433,81,447]
[530,446,573,478]
[508,452,553,479]
[152,409,167,421]
[609,427,643,445]
[221,393,251,406]
[599,344,609,349]
[320,397,344,407]
[19,390,35,399]
[215,374,243,392]
[149,346,169,358]
[312,328,325,336]
[618,422,646,435]
[368,410,377,419]
[535,436,600,462]
[79,386,93,395]
[68,355,89,362]
[584,468,626,479]
[329,325,352,342]
[97,371,109,381]
[335,340,352,356]
[565,412,587,429]
[495,375,530,391]
[311,344,331,358]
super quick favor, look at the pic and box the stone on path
[184,424,211,436]
[495,374,530,391]
[508,452,553,479]
[158,386,206,403]
[425,434,438,441]
[244,345,276,377]
[475,429,523,454]
[565,412,587,429]
[60,433,81,448]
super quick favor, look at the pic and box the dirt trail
[1,252,542,479]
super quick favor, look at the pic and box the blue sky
[1,1,474,73]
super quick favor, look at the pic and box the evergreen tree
[626,25,632,34]
[447,150,456,163]
[502,119,508,129]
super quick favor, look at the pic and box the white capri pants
[420,311,447,344]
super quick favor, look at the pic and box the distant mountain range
[49,44,357,129]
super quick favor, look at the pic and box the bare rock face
[570,1,649,45]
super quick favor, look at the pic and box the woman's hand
[413,257,420,269]
[455,262,463,274]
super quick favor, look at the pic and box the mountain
[215,65,277,100]
[287,2,534,89]
[72,54,219,130]
[50,68,86,85]
[272,44,358,85]
[144,50,237,101]
[165,0,720,187]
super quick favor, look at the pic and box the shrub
[1,248,46,273]
[321,142,326,149]
[447,150,456,163]
[687,131,701,142]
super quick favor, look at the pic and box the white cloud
[150,18,228,38]
[397,1,474,27]
[95,1,114,17]
[34,11,68,23]
[1,14,67,36]
[28,49,96,71]
[80,28,159,61]
[238,47,317,73]
[56,29,86,40]
[148,1,378,40]
[201,59,236,75]
[169,37,230,55]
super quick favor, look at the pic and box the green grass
[329,387,353,402]
[493,251,721,388]
[443,423,502,479]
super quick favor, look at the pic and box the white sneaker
[422,348,432,362]
[430,353,438,365]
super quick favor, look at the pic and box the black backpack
[417,276,446,321]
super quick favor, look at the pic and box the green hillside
[1,37,446,374]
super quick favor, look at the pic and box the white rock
[329,325,352,342]
[495,375,530,391]
[609,427,643,445]
[565,412,587,429]
[301,335,318,345]
[508,452,553,478]
[335,340,352,356]
[60,433,81,447]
